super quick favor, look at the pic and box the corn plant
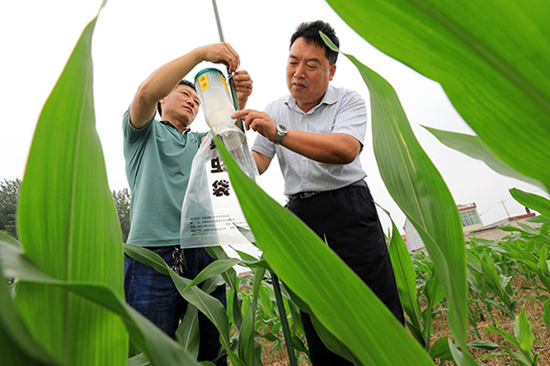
[385,209,449,360]
[484,306,540,366]
[1,0,550,365]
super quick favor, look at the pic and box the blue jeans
[124,246,226,364]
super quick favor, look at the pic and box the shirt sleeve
[122,108,154,144]
[331,90,367,146]
[122,108,155,188]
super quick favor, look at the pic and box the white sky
[1,0,546,236]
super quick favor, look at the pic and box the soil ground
[259,278,549,365]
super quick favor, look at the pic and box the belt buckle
[299,191,319,199]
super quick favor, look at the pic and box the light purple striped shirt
[252,85,368,196]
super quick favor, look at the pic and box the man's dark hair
[290,20,339,65]
[157,79,196,117]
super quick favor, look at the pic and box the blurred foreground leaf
[216,137,434,365]
[328,0,550,192]
[320,34,473,364]
[0,238,199,366]
[424,127,543,190]
[15,2,126,364]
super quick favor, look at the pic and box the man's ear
[329,64,336,81]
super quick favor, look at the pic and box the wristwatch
[274,125,288,145]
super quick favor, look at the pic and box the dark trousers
[124,246,226,364]
[286,182,404,366]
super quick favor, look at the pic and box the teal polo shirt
[123,110,208,247]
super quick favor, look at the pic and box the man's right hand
[196,43,240,74]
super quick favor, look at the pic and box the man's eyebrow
[288,54,321,64]
[306,57,321,64]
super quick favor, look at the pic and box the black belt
[288,179,367,200]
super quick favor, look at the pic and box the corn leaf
[509,188,550,218]
[238,267,265,366]
[327,0,550,192]
[180,258,241,292]
[123,243,246,366]
[216,138,434,365]
[385,211,424,343]
[176,305,200,360]
[0,234,61,366]
[424,127,543,190]
[514,306,534,359]
[320,34,473,364]
[0,239,200,366]
[14,3,127,364]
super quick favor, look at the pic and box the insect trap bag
[180,68,257,248]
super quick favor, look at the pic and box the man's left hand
[233,70,253,109]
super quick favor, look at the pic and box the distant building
[401,202,539,252]
[457,203,483,232]
[403,219,424,252]
[466,212,538,241]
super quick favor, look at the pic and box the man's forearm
[280,131,361,164]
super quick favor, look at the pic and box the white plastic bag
[180,132,256,248]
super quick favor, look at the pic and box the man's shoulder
[123,108,158,133]
[329,85,363,101]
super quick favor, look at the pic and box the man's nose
[294,63,306,79]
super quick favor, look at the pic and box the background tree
[112,188,131,243]
[0,179,130,243]
[0,178,21,239]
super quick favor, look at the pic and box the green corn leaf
[0,231,22,249]
[309,313,363,364]
[14,3,127,364]
[514,306,535,359]
[238,267,264,366]
[486,325,521,350]
[510,188,550,218]
[327,0,550,192]
[180,258,241,292]
[543,299,550,332]
[0,239,199,366]
[385,210,425,344]
[126,353,149,366]
[205,247,244,329]
[429,336,453,361]
[176,305,200,359]
[123,243,246,366]
[0,234,61,366]
[319,34,472,364]
[467,339,499,351]
[216,138,434,365]
[424,128,543,190]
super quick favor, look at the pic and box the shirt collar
[284,85,337,114]
[160,119,190,133]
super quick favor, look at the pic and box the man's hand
[232,108,361,165]
[197,43,240,74]
[232,109,277,142]
[233,70,253,109]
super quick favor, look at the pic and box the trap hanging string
[211,0,244,132]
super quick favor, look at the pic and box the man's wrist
[274,125,288,145]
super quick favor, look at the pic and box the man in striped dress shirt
[232,20,404,366]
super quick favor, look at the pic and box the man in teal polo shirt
[123,42,252,365]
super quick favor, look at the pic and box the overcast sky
[1,0,546,236]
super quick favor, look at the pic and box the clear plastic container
[194,68,258,179]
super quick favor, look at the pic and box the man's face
[160,85,200,127]
[286,37,336,113]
